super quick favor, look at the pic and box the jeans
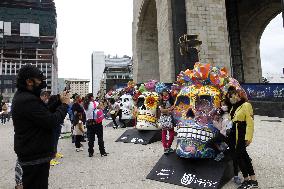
[232,124,255,178]
[162,128,175,149]
[21,162,50,189]
[75,135,83,148]
[53,124,62,155]
[87,121,106,155]
[1,113,8,124]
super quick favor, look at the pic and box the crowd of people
[8,64,258,189]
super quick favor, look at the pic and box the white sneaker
[76,148,80,152]
[80,147,84,151]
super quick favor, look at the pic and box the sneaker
[249,180,259,188]
[50,159,60,166]
[168,148,174,153]
[237,180,251,189]
[76,148,80,152]
[164,148,169,154]
[100,152,109,157]
[56,153,64,159]
[79,147,84,151]
[233,176,242,185]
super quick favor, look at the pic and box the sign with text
[147,153,234,189]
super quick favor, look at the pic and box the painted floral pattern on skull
[136,92,160,130]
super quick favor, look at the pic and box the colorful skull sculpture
[119,94,135,120]
[136,92,160,130]
[174,85,221,158]
[173,63,236,159]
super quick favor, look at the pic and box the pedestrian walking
[1,102,8,125]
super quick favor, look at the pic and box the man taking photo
[12,65,70,189]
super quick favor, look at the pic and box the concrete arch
[238,0,282,83]
[134,0,160,82]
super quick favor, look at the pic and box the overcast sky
[55,0,133,80]
[55,1,283,80]
[260,13,284,75]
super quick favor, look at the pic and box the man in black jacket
[12,65,70,189]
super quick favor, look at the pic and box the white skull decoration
[136,92,160,130]
[119,94,135,120]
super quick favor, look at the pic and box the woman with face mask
[228,87,258,189]
[206,98,242,185]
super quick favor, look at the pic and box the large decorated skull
[174,63,238,159]
[119,94,135,120]
[136,92,160,130]
[174,85,221,158]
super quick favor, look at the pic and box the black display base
[146,153,234,189]
[121,119,136,127]
[105,119,135,128]
[115,129,161,145]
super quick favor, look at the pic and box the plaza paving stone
[0,116,284,189]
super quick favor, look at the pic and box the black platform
[121,119,136,127]
[147,153,234,189]
[115,128,161,145]
[105,119,135,128]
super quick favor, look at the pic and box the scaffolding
[0,0,57,100]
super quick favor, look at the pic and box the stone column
[156,0,175,83]
[185,0,231,71]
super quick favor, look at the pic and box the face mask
[221,106,228,112]
[229,97,237,104]
[162,95,169,101]
[32,80,47,97]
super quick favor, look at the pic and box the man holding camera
[12,65,70,189]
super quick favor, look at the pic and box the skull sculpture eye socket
[137,96,145,108]
[174,95,191,118]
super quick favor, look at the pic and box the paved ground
[1,115,284,189]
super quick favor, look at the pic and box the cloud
[54,0,133,79]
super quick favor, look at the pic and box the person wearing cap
[12,65,70,189]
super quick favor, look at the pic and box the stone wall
[185,0,231,71]
[133,0,175,83]
[237,0,282,83]
[133,0,282,83]
[156,0,175,83]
